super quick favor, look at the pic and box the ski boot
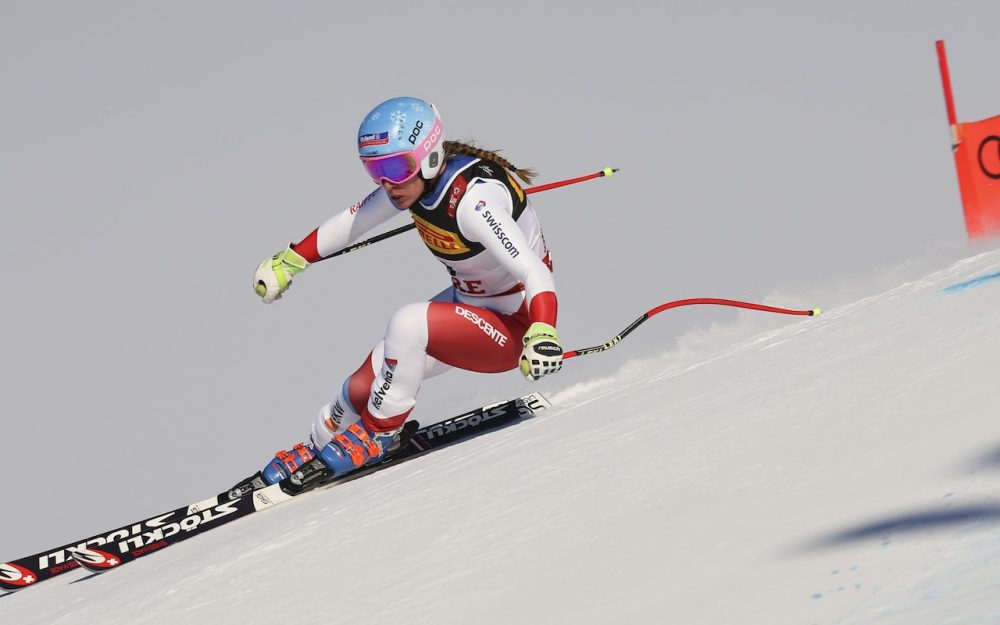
[262,443,317,484]
[224,422,418,501]
[225,443,328,500]
[317,423,397,475]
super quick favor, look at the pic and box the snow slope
[3,247,1000,625]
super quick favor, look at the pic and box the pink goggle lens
[360,152,420,184]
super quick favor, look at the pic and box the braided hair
[442,140,538,185]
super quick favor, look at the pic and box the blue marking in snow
[940,270,1000,294]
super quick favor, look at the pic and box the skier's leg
[313,285,460,445]
[308,339,450,450]
[310,301,442,474]
[313,299,531,476]
[423,300,531,372]
[262,293,530,482]
[354,299,530,430]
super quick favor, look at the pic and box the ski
[0,392,549,590]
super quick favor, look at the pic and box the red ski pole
[565,298,822,359]
[323,167,617,259]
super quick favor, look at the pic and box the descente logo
[455,306,508,346]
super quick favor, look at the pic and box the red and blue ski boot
[317,422,397,475]
[262,443,318,484]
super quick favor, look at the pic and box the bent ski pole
[564,298,822,359]
[323,167,618,260]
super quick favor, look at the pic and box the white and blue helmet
[357,97,445,184]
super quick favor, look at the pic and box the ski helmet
[358,97,445,184]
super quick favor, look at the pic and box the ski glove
[519,321,564,381]
[253,245,309,303]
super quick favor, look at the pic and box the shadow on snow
[962,443,1000,473]
[802,503,1000,550]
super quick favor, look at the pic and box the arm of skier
[253,187,402,302]
[456,181,562,380]
[290,187,403,261]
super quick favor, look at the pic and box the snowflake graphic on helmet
[390,110,408,138]
[358,97,446,183]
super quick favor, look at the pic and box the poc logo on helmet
[408,120,424,145]
[423,122,442,151]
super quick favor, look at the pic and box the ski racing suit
[289,155,557,448]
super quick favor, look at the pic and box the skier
[250,97,563,486]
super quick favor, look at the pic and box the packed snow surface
[3,247,1000,624]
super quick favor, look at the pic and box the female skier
[250,97,563,485]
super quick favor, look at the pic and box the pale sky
[2,0,999,559]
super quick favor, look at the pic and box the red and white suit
[289,155,557,447]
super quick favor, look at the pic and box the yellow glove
[253,246,309,303]
[519,322,563,381]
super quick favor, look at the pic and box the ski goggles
[360,151,421,185]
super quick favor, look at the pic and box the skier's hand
[519,322,563,381]
[253,246,309,303]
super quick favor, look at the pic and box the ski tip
[810,307,822,316]
[71,547,122,573]
[0,562,39,590]
[602,167,618,176]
